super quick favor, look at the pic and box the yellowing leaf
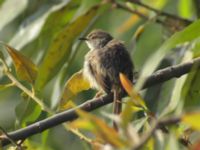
[119,73,132,95]
[59,70,90,110]
[117,8,146,34]
[121,100,145,129]
[134,25,145,41]
[75,109,128,148]
[69,118,96,131]
[119,73,147,110]
[5,44,38,83]
[35,5,99,90]
[182,112,200,130]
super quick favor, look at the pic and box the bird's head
[79,29,113,50]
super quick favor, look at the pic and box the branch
[1,57,200,147]
[142,57,200,88]
[128,0,192,24]
[111,0,192,28]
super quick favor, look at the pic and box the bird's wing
[99,40,134,89]
[87,51,112,93]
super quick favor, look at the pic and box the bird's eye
[90,36,97,39]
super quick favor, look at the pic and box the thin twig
[0,126,23,150]
[0,59,54,114]
[111,0,169,27]
[114,1,149,20]
[5,71,54,114]
[110,0,192,29]
[128,0,192,24]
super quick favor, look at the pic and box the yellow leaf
[117,8,146,34]
[75,109,128,148]
[119,73,147,110]
[5,44,38,83]
[134,25,145,41]
[121,100,145,129]
[69,118,96,131]
[59,70,90,110]
[119,73,132,95]
[182,112,200,130]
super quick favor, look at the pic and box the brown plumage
[80,29,134,128]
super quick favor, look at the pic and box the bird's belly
[83,60,100,90]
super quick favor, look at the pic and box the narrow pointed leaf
[74,109,128,148]
[119,73,147,109]
[4,44,38,83]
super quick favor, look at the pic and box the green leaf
[39,0,81,47]
[182,112,200,130]
[182,41,200,108]
[9,1,73,49]
[161,51,193,116]
[4,44,38,83]
[0,83,14,90]
[137,19,200,89]
[35,5,99,90]
[15,97,41,126]
[178,0,193,19]
[59,70,90,110]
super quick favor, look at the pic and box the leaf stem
[5,70,54,114]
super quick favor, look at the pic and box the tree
[0,0,200,149]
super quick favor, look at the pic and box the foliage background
[0,0,200,149]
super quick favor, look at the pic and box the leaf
[178,0,193,19]
[0,0,28,31]
[178,41,200,111]
[9,1,70,49]
[119,73,132,96]
[11,0,80,51]
[120,73,148,128]
[137,19,200,89]
[38,0,81,48]
[4,44,38,83]
[182,112,200,130]
[35,5,99,90]
[59,70,90,110]
[160,50,193,116]
[15,98,41,126]
[70,109,128,148]
[117,8,146,34]
[119,73,147,109]
[134,24,145,41]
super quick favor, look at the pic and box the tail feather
[113,89,121,130]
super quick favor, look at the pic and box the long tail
[113,89,121,130]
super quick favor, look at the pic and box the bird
[80,29,134,129]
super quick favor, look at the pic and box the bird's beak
[79,37,88,41]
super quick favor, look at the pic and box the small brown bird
[80,29,134,128]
